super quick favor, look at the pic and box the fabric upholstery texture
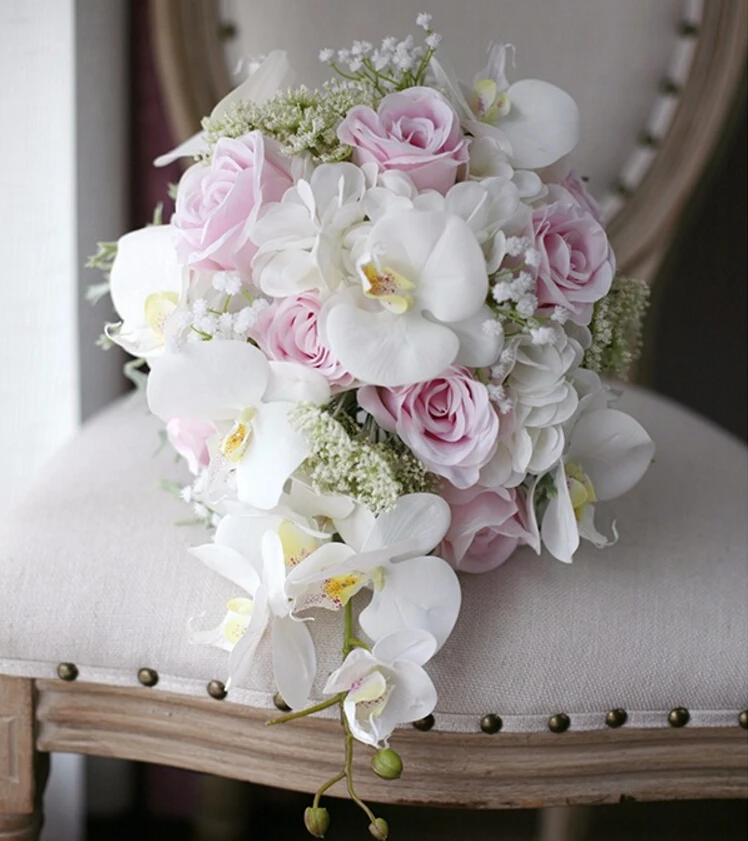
[0,387,746,733]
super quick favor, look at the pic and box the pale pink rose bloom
[439,484,535,573]
[165,417,216,475]
[337,87,469,194]
[532,200,615,325]
[562,170,605,227]
[252,292,355,391]
[358,367,499,488]
[172,131,293,276]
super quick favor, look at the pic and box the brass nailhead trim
[639,131,660,149]
[659,78,681,96]
[56,663,78,682]
[480,713,503,734]
[548,713,570,734]
[605,708,628,728]
[738,710,748,730]
[667,707,690,728]
[273,692,291,712]
[207,680,227,700]
[412,714,435,732]
[678,21,699,37]
[217,22,237,41]
[614,180,633,199]
[137,667,159,688]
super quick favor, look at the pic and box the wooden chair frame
[2,674,746,838]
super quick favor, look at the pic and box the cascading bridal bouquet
[91,15,654,839]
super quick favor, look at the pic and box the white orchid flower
[190,513,340,709]
[147,339,330,510]
[154,51,294,167]
[430,43,580,170]
[540,408,655,563]
[250,162,373,298]
[320,209,496,386]
[106,225,183,358]
[324,629,438,747]
[287,493,461,650]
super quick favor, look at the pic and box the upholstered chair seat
[1,387,746,744]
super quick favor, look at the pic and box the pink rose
[439,484,537,573]
[562,170,605,227]
[337,87,469,194]
[172,131,293,276]
[252,292,355,391]
[532,201,614,325]
[165,417,216,475]
[358,367,499,488]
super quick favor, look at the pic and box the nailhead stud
[207,680,227,700]
[667,707,690,728]
[56,663,78,682]
[738,710,748,730]
[412,714,435,732]
[548,713,570,734]
[137,667,159,687]
[605,708,628,728]
[480,713,503,734]
[273,692,291,712]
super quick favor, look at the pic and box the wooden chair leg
[0,677,48,841]
[535,805,592,841]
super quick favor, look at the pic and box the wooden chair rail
[33,680,748,810]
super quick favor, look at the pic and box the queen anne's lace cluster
[92,16,655,838]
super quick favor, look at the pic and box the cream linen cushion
[0,387,746,733]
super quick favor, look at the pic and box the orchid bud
[369,817,390,839]
[371,748,403,780]
[304,806,330,838]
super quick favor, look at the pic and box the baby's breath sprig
[201,81,379,164]
[320,13,442,94]
[290,402,432,514]
[583,275,650,379]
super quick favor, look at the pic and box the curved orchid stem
[312,769,346,809]
[265,693,344,726]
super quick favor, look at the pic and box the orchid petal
[363,493,451,558]
[567,409,655,501]
[153,132,208,167]
[188,543,261,596]
[371,628,437,668]
[272,614,316,710]
[266,361,330,406]
[450,307,503,367]
[324,304,459,387]
[226,587,270,690]
[214,514,283,569]
[147,340,269,421]
[109,225,182,327]
[371,660,437,744]
[540,464,579,563]
[324,647,377,694]
[235,401,308,510]
[501,79,580,169]
[359,555,461,650]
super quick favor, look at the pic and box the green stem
[312,769,346,809]
[190,325,213,340]
[265,693,344,726]
[348,637,371,651]
[343,599,354,657]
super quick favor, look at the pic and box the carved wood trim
[0,678,35,815]
[149,0,747,284]
[35,681,748,809]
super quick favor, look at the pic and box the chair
[1,2,747,839]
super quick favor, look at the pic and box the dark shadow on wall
[649,110,747,441]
